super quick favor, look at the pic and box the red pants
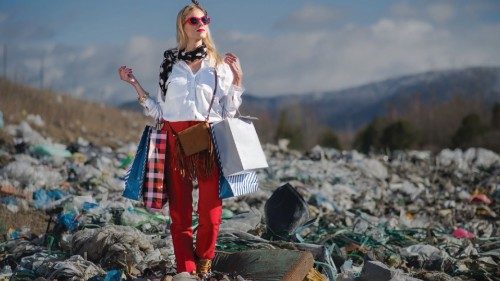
[164,120,222,273]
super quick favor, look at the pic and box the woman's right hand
[118,65,138,86]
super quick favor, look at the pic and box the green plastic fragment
[30,144,72,158]
[221,209,234,219]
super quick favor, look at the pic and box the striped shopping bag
[142,128,169,210]
[218,171,259,199]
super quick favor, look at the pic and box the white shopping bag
[210,117,269,176]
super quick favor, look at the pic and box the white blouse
[140,56,244,122]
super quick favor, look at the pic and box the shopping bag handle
[205,68,218,122]
[238,115,259,121]
[225,107,259,121]
[220,95,259,121]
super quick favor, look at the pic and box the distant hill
[0,77,149,148]
[240,66,500,131]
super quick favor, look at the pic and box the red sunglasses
[184,15,211,26]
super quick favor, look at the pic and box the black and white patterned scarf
[159,44,208,96]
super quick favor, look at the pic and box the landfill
[0,114,499,281]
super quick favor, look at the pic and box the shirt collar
[177,56,211,74]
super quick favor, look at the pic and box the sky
[1,0,500,105]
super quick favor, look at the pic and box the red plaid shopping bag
[142,127,168,210]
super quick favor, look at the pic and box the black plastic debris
[264,183,310,238]
[359,261,391,281]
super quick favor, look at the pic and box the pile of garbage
[0,113,498,280]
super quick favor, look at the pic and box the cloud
[0,7,74,43]
[390,0,457,24]
[0,19,56,42]
[463,0,500,18]
[70,37,172,104]
[5,37,173,104]
[214,4,500,96]
[370,18,435,40]
[426,2,455,23]
[0,12,8,23]
[273,4,344,31]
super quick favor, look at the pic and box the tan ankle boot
[195,258,212,278]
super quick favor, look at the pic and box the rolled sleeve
[139,86,163,120]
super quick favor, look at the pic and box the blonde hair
[176,4,223,67]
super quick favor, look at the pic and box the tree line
[272,97,500,153]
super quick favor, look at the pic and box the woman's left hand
[224,53,243,87]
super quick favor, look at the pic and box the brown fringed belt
[165,120,216,181]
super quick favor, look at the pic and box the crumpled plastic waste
[6,226,31,240]
[25,114,45,127]
[401,244,449,270]
[118,154,134,169]
[0,266,13,280]
[357,158,388,180]
[71,225,163,275]
[30,143,72,158]
[0,196,21,213]
[32,188,66,209]
[436,147,500,170]
[1,154,64,188]
[0,110,4,129]
[470,193,492,204]
[18,251,64,275]
[452,228,475,239]
[336,259,356,281]
[39,255,106,281]
[57,211,80,232]
[5,121,49,145]
[87,269,123,281]
[219,208,261,233]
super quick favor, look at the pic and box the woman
[118,1,244,278]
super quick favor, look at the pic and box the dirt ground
[0,204,49,241]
